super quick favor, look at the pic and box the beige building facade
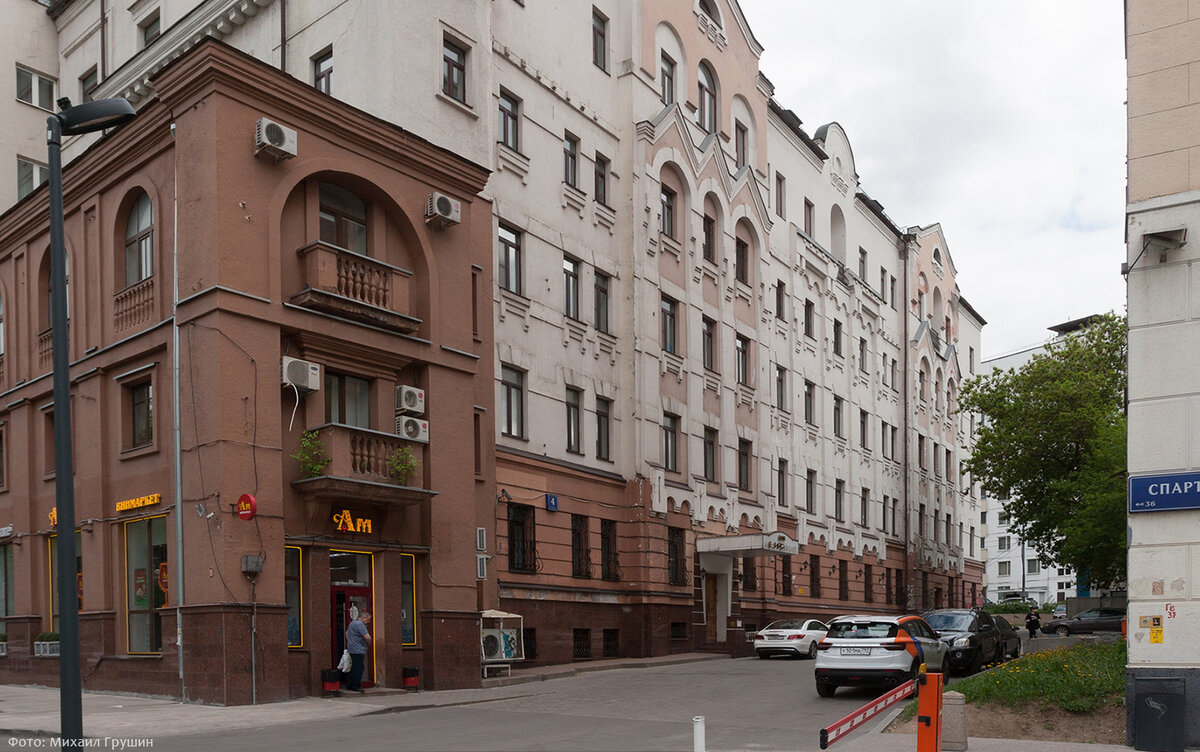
[1126,0,1200,744]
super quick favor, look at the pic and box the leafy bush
[291,430,330,478]
[900,640,1126,720]
[36,632,59,642]
[0,633,7,642]
[388,445,417,483]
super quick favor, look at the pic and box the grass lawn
[899,640,1126,720]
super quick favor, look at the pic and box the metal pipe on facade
[171,121,186,697]
[901,231,915,612]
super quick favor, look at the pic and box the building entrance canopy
[696,532,799,557]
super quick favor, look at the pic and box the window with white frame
[16,66,55,109]
[17,157,49,201]
[498,224,522,294]
[662,414,679,472]
[501,365,525,438]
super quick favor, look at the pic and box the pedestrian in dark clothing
[1025,607,1041,639]
[346,611,371,692]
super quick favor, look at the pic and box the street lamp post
[46,97,136,744]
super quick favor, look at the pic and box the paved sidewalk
[0,652,1157,751]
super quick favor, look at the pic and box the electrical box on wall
[241,554,264,574]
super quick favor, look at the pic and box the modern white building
[1125,0,1200,744]
[1,0,988,686]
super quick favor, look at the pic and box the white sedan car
[813,614,947,696]
[753,619,829,659]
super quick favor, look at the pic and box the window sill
[562,182,587,215]
[659,233,682,259]
[120,442,159,461]
[593,201,616,234]
[496,143,530,184]
[436,91,477,118]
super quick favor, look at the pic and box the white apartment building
[2,0,987,677]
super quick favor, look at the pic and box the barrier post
[916,671,943,752]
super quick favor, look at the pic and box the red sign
[157,562,169,598]
[237,494,257,521]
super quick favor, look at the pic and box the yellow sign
[116,493,162,512]
[49,507,57,527]
[333,510,372,534]
[1151,627,1164,644]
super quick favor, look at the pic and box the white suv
[813,614,947,697]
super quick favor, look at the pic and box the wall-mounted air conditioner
[425,191,462,229]
[395,385,425,415]
[255,117,297,161]
[281,357,321,392]
[396,415,429,443]
[481,628,521,661]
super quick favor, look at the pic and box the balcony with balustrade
[290,423,433,506]
[290,241,420,334]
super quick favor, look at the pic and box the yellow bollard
[916,670,943,752]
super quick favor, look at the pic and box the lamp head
[56,97,136,136]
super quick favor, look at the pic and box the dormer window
[699,0,721,25]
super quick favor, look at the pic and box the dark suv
[923,608,1006,674]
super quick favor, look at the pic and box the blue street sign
[1129,472,1200,513]
[545,494,559,511]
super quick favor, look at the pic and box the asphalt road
[158,656,920,752]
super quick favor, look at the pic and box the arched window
[124,192,153,287]
[699,0,721,25]
[319,182,368,254]
[830,204,847,264]
[697,63,716,134]
[933,247,942,266]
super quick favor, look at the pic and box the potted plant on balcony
[388,445,417,484]
[0,633,7,657]
[292,430,330,478]
[34,632,60,656]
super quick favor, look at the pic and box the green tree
[960,312,1127,588]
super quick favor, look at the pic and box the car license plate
[768,635,783,640]
[840,647,871,656]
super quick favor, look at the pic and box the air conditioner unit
[254,118,297,161]
[396,415,430,443]
[425,191,462,229]
[281,357,321,392]
[481,628,521,661]
[395,385,425,415]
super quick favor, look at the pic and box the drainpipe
[900,231,915,612]
[100,0,107,79]
[171,122,186,698]
[278,0,287,72]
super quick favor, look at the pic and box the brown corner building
[0,40,495,702]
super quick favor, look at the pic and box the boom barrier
[818,679,916,749]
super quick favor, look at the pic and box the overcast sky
[738,1,1128,358]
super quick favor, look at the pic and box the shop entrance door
[331,585,373,688]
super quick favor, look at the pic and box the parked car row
[756,604,1126,698]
